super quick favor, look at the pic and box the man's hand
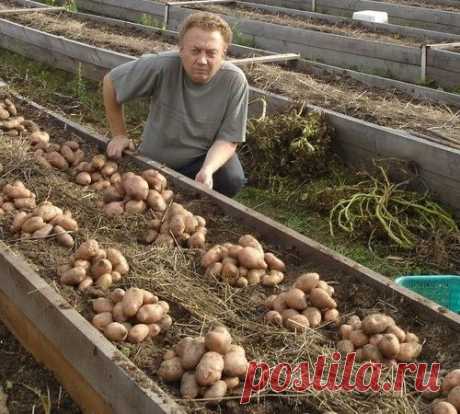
[107,136,131,160]
[195,168,213,189]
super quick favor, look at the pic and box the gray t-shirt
[109,51,249,169]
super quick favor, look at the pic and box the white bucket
[352,10,389,24]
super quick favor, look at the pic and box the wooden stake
[0,6,65,15]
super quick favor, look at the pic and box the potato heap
[34,140,85,172]
[102,169,173,217]
[58,239,129,290]
[337,313,423,364]
[425,369,460,414]
[0,180,36,215]
[158,326,249,405]
[91,287,173,344]
[0,98,49,144]
[264,272,338,332]
[201,234,285,288]
[11,201,78,247]
[73,153,119,191]
[143,202,207,249]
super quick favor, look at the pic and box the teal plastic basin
[395,275,460,313]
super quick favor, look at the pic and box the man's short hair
[178,12,233,46]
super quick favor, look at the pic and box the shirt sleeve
[108,54,162,104]
[216,73,249,143]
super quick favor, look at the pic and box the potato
[60,144,76,164]
[284,314,310,332]
[221,262,239,284]
[91,180,111,192]
[432,401,458,414]
[60,267,86,285]
[205,262,223,279]
[112,301,127,323]
[91,154,106,170]
[91,259,113,279]
[35,203,62,222]
[261,270,284,287]
[224,377,240,389]
[188,230,206,249]
[201,246,223,268]
[123,174,149,201]
[158,357,184,382]
[246,268,264,286]
[302,307,322,328]
[317,280,334,297]
[52,215,78,232]
[175,337,194,357]
[125,199,146,214]
[285,288,308,310]
[385,324,406,343]
[169,215,186,237]
[104,322,128,342]
[223,349,249,377]
[361,314,392,335]
[92,312,113,330]
[102,186,124,203]
[405,332,420,343]
[196,352,225,385]
[337,339,354,355]
[349,330,369,348]
[141,290,158,305]
[204,380,228,405]
[158,315,173,332]
[110,288,125,303]
[237,247,267,270]
[136,304,164,324]
[32,223,54,239]
[148,323,161,338]
[95,273,113,290]
[180,371,200,399]
[4,183,31,199]
[272,293,288,312]
[443,370,460,393]
[309,288,336,310]
[146,190,167,211]
[448,386,460,410]
[378,333,400,359]
[127,324,150,344]
[72,149,85,167]
[2,202,15,212]
[181,337,206,370]
[238,234,263,254]
[369,334,384,346]
[14,197,36,210]
[101,161,118,177]
[205,327,232,354]
[264,310,283,326]
[163,349,176,360]
[264,294,277,310]
[395,342,422,362]
[46,151,69,170]
[92,298,113,313]
[293,273,320,293]
[122,287,145,317]
[11,211,30,233]
[75,239,99,260]
[78,277,93,291]
[324,309,340,324]
[361,344,383,362]
[161,189,173,203]
[104,201,125,217]
[264,253,285,271]
[52,225,74,247]
[21,216,45,233]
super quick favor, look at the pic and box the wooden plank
[429,41,460,49]
[228,52,299,64]
[0,6,65,14]
[0,245,184,414]
[169,0,234,5]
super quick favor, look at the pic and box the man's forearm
[103,74,127,138]
[202,140,238,174]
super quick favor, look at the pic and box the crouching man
[103,12,248,197]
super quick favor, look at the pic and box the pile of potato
[337,313,422,364]
[102,169,173,217]
[34,140,85,172]
[0,180,36,215]
[57,239,129,290]
[73,153,119,191]
[0,98,49,144]
[428,369,460,413]
[11,201,78,247]
[143,202,207,249]
[91,287,172,343]
[264,272,338,332]
[158,326,248,404]
[201,234,285,288]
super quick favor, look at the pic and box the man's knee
[215,169,246,198]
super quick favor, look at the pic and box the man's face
[179,27,227,84]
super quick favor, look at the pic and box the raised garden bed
[0,88,459,414]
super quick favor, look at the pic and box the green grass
[0,49,445,278]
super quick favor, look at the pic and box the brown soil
[0,88,458,413]
[1,5,459,146]
[192,3,425,46]
[0,321,81,414]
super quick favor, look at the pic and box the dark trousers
[177,154,246,198]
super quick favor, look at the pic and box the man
[103,12,249,197]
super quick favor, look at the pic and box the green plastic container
[395,275,460,313]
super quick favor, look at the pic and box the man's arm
[195,140,238,188]
[103,74,131,159]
